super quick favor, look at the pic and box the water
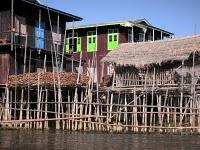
[0,130,200,150]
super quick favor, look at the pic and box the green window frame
[107,29,118,50]
[87,31,97,52]
[77,37,81,52]
[64,33,82,53]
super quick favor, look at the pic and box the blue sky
[41,0,200,37]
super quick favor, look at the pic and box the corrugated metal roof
[67,19,150,29]
[21,0,82,21]
[66,19,173,35]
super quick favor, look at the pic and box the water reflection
[0,130,200,150]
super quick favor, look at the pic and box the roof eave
[147,25,174,35]
[21,0,82,21]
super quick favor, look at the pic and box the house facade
[65,19,174,82]
[0,0,82,85]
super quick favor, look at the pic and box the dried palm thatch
[8,72,89,87]
[102,34,200,68]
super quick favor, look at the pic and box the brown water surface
[0,130,200,150]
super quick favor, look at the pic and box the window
[77,37,81,52]
[65,38,69,52]
[87,31,97,52]
[108,29,118,50]
[138,33,144,42]
[89,37,92,44]
[65,33,81,53]
[109,35,112,42]
[78,38,81,44]
[93,37,96,43]
[114,35,117,41]
[35,21,45,49]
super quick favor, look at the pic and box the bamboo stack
[8,72,89,87]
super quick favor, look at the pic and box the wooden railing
[114,70,194,88]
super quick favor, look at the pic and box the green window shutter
[77,37,81,52]
[108,29,118,50]
[87,31,96,52]
[65,38,69,53]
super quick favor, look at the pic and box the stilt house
[100,35,200,132]
[0,0,82,85]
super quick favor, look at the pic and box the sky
[40,0,200,37]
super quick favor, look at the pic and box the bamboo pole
[197,96,200,132]
[26,48,32,128]
[150,68,155,131]
[109,93,113,121]
[161,89,168,127]
[19,88,24,127]
[133,87,138,132]
[36,72,42,128]
[106,90,110,131]
[116,91,121,126]
[61,91,65,130]
[44,89,48,129]
[67,90,71,130]
[95,52,101,131]
[124,94,128,132]
[4,88,10,121]
[157,95,162,129]
[179,60,184,126]
[79,91,84,130]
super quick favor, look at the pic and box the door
[87,31,96,52]
[108,29,118,50]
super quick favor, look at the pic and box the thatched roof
[102,35,200,68]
